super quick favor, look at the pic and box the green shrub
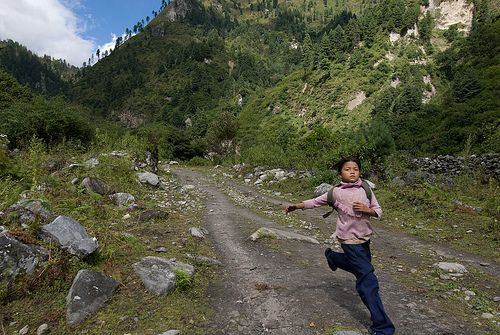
[174,268,192,292]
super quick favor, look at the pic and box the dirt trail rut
[171,167,499,335]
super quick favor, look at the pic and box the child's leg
[341,241,395,335]
[325,248,353,273]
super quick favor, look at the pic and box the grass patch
[0,147,218,334]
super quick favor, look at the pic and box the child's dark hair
[335,156,361,173]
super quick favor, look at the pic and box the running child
[285,157,395,335]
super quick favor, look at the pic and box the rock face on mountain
[162,0,201,22]
[427,0,474,30]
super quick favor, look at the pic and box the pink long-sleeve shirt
[302,178,382,242]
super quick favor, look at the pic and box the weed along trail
[170,166,499,335]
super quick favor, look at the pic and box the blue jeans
[326,241,395,335]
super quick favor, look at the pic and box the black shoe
[324,248,337,271]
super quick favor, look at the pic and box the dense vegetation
[0,40,78,96]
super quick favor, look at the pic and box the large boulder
[37,216,98,258]
[80,177,110,195]
[2,199,52,226]
[0,228,49,282]
[132,256,195,296]
[66,270,120,325]
[136,172,160,186]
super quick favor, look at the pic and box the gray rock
[0,231,49,282]
[37,216,98,258]
[66,270,120,325]
[109,192,136,206]
[81,177,110,195]
[437,262,467,274]
[136,172,160,186]
[85,158,99,168]
[157,330,182,335]
[135,210,168,223]
[2,199,52,226]
[314,183,332,197]
[186,254,222,266]
[132,256,195,296]
[36,323,49,335]
[44,158,64,173]
[189,227,208,238]
[249,227,319,244]
[19,325,29,335]
[332,332,363,335]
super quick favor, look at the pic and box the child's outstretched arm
[286,202,305,214]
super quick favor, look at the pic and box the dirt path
[171,167,499,335]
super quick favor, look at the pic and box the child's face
[338,161,360,183]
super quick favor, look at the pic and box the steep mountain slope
[64,0,499,161]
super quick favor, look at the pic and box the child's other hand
[353,201,368,213]
[353,202,376,216]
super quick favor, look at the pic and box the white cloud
[0,0,96,66]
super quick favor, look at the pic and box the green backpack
[323,180,372,218]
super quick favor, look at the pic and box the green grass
[0,146,218,334]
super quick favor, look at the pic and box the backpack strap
[322,180,372,219]
[323,183,340,219]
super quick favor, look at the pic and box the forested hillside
[0,40,77,95]
[1,0,499,170]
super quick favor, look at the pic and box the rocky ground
[170,166,500,335]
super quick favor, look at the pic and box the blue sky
[0,0,163,67]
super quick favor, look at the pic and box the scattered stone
[19,325,29,335]
[37,323,49,335]
[189,227,208,238]
[0,231,49,282]
[135,210,168,223]
[85,158,99,168]
[453,200,483,212]
[482,313,494,319]
[249,227,319,244]
[494,296,500,302]
[37,215,98,258]
[186,254,222,266]
[156,247,168,253]
[132,256,195,296]
[44,158,64,172]
[81,176,110,195]
[109,192,136,206]
[66,269,120,325]
[332,331,363,335]
[313,180,376,197]
[2,199,52,226]
[436,262,467,274]
[136,172,160,186]
[157,330,182,335]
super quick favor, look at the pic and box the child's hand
[353,202,376,216]
[286,202,304,214]
[353,201,367,212]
